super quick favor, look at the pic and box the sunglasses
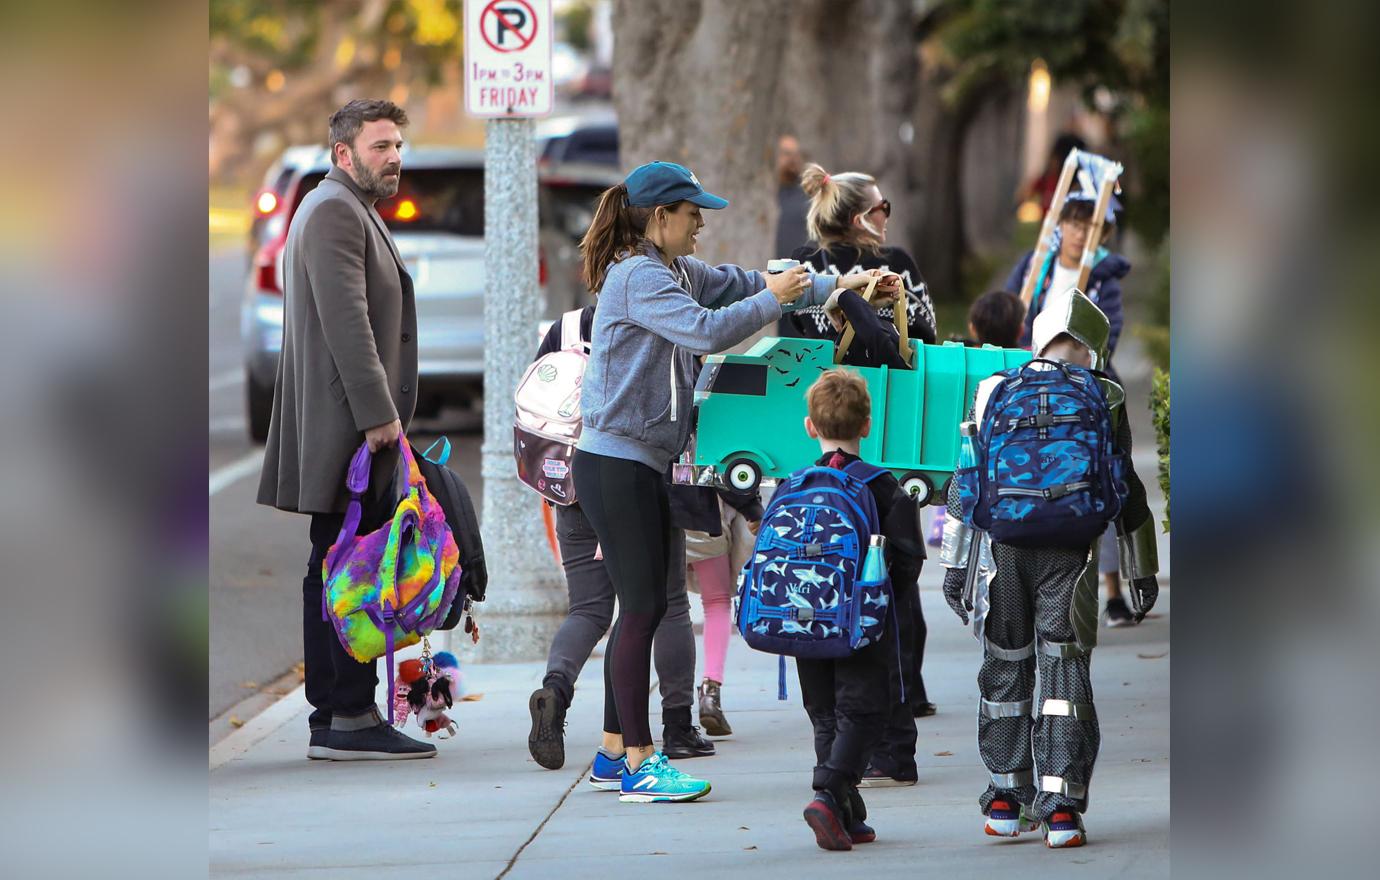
[867,199,892,218]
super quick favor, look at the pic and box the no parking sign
[463,0,553,117]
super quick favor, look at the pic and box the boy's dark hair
[806,369,871,440]
[1058,198,1097,224]
[328,99,409,166]
[968,290,1024,348]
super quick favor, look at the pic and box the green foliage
[557,1,594,52]
[1132,236,1170,370]
[1149,366,1170,531]
[210,0,464,86]
[933,0,1170,248]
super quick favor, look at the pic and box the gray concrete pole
[462,118,566,662]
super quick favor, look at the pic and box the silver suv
[241,145,592,442]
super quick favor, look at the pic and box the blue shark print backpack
[737,460,893,670]
[957,359,1127,548]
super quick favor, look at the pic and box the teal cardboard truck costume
[688,336,1031,505]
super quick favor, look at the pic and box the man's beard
[350,149,400,199]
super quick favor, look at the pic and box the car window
[292,168,486,236]
[561,128,618,166]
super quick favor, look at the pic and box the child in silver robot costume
[939,289,1160,848]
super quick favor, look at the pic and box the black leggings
[572,449,672,748]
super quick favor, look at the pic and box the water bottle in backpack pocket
[736,460,893,661]
[959,359,1128,548]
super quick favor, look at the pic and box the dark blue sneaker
[587,750,624,791]
[618,752,711,803]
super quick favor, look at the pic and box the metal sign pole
[470,116,565,661]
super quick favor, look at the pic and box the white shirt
[1045,260,1082,310]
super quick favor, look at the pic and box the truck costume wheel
[900,472,934,505]
[725,457,762,492]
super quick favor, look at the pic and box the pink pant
[692,553,735,683]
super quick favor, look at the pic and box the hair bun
[799,163,832,198]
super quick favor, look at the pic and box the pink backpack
[514,310,587,506]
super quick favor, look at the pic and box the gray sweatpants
[544,503,695,712]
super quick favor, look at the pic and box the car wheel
[724,457,762,493]
[939,476,953,506]
[247,376,273,444]
[900,472,934,506]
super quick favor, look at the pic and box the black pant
[544,503,695,714]
[303,512,381,730]
[572,449,673,748]
[797,644,890,798]
[871,580,925,775]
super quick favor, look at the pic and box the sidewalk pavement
[210,577,1169,879]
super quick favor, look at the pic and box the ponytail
[801,162,882,255]
[580,183,654,294]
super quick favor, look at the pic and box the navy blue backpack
[956,359,1127,548]
[737,460,900,697]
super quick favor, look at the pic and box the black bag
[411,441,488,629]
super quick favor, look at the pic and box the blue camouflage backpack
[737,460,893,671]
[957,358,1127,548]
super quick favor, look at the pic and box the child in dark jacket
[819,283,937,781]
[796,370,927,851]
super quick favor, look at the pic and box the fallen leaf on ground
[229,717,244,728]
[461,693,484,702]
[429,782,437,788]
[738,826,750,831]
[651,851,667,856]
[1137,652,1168,659]
[240,681,258,689]
[934,750,953,756]
[744,846,758,851]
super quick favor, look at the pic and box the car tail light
[254,234,286,294]
[255,189,278,215]
[539,248,548,286]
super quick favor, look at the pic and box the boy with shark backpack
[737,369,926,851]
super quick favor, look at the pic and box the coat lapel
[325,166,407,273]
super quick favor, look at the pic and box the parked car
[689,336,1032,505]
[535,112,618,168]
[247,145,323,259]
[242,146,546,442]
[538,159,619,326]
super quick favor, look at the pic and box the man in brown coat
[257,99,433,760]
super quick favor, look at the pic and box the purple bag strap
[325,436,421,583]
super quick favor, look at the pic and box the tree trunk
[612,0,794,268]
[611,0,918,269]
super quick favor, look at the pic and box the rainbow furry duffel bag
[323,436,461,721]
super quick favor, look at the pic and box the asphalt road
[208,244,486,719]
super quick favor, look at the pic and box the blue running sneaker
[587,750,624,791]
[618,752,711,803]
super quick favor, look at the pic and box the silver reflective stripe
[991,770,1034,789]
[1119,517,1160,580]
[939,517,975,568]
[1037,639,1089,658]
[1039,699,1096,720]
[985,638,1035,662]
[1040,775,1088,799]
[980,698,1032,719]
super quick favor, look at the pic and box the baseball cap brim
[687,191,729,209]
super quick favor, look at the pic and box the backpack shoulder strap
[841,459,888,485]
[560,309,588,352]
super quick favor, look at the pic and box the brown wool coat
[257,165,418,514]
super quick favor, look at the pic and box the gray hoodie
[579,242,835,472]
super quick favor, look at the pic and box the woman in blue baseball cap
[570,160,894,804]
